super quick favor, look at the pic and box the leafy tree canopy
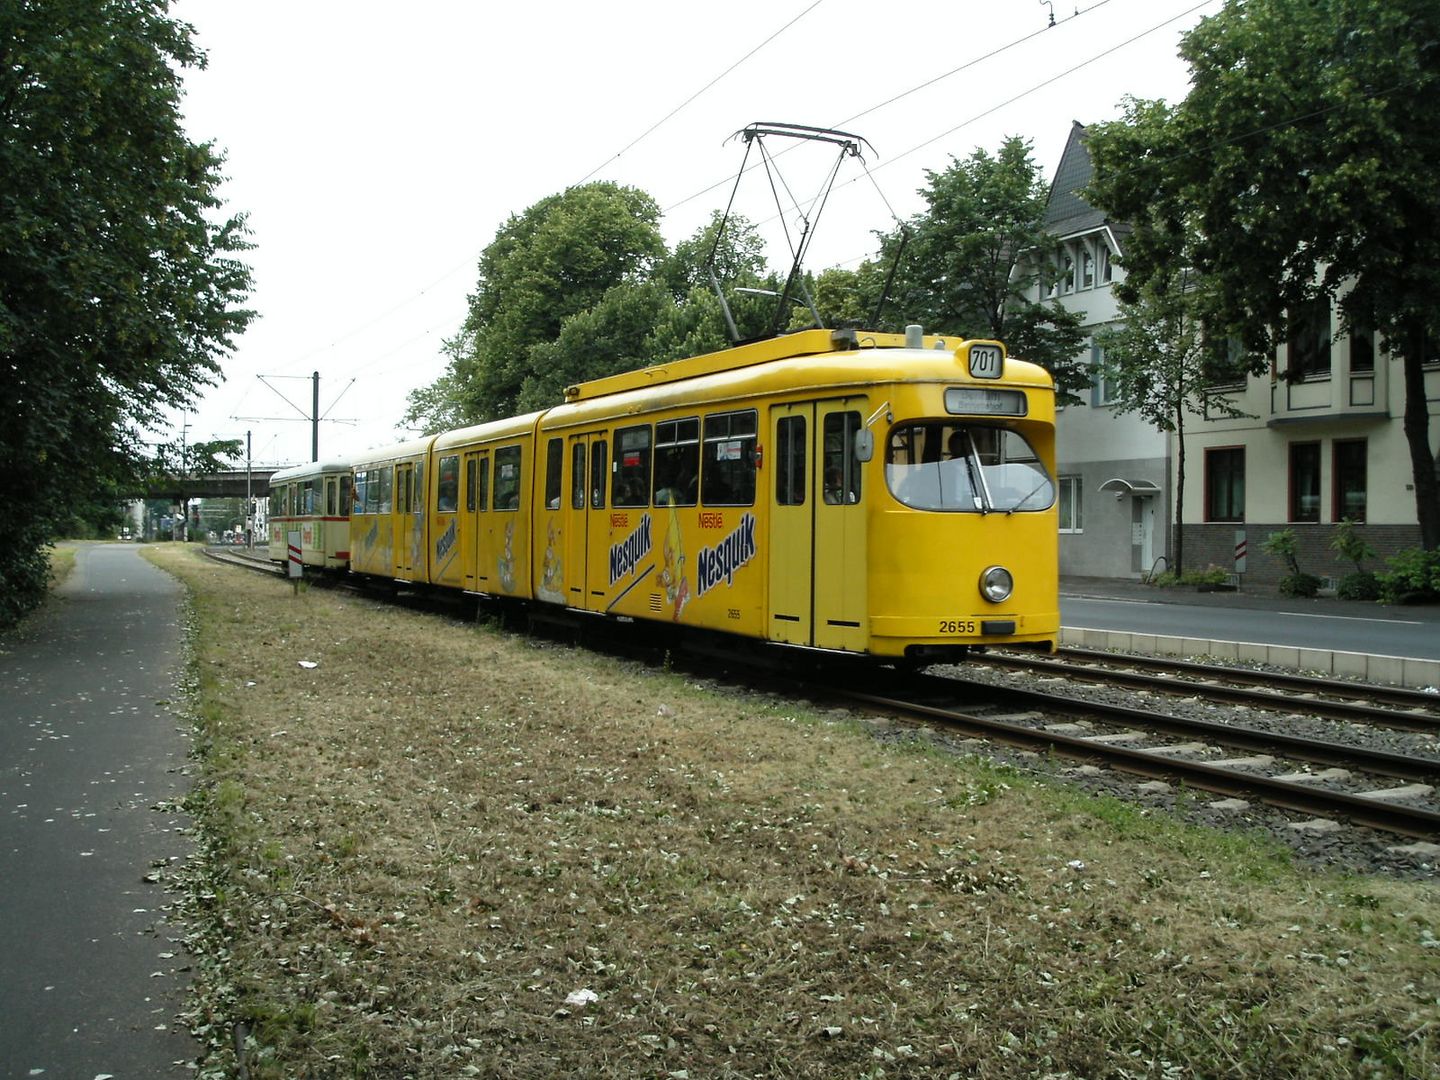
[0,0,255,626]
[1087,0,1440,546]
[446,183,665,422]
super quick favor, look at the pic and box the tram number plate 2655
[967,344,1003,379]
[939,619,977,634]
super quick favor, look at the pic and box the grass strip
[149,545,1440,1079]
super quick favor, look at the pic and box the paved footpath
[1,543,199,1078]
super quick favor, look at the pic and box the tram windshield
[885,422,1054,513]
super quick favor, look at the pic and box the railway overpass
[135,468,281,502]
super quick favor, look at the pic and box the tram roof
[268,459,354,484]
[562,328,1009,403]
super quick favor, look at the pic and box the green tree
[0,0,254,626]
[440,183,665,423]
[1096,273,1246,577]
[1087,0,1440,548]
[519,282,672,412]
[899,138,1088,400]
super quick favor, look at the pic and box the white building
[1039,122,1170,580]
[1039,122,1437,586]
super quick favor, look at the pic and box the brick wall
[1177,523,1421,587]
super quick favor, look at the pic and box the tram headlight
[979,565,1013,603]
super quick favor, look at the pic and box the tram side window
[377,466,393,514]
[653,418,699,507]
[702,410,757,506]
[493,446,522,510]
[437,455,460,513]
[823,411,862,504]
[775,415,806,506]
[352,472,367,515]
[301,480,315,515]
[341,475,353,516]
[590,441,608,509]
[475,454,490,512]
[613,425,651,508]
[366,470,381,515]
[326,479,338,516]
[571,443,587,510]
[544,438,564,510]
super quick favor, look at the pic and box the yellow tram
[288,328,1059,663]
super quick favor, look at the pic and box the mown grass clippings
[148,546,1440,1079]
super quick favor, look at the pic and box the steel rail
[984,649,1440,732]
[843,687,1440,840]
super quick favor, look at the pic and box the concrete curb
[1061,625,1440,692]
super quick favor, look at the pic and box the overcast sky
[168,0,1218,467]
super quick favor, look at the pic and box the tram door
[562,435,601,608]
[767,399,868,651]
[461,450,488,590]
[393,462,417,579]
[568,433,610,611]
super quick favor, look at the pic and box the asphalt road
[0,543,198,1079]
[1061,577,1440,662]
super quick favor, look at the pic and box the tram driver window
[886,422,1052,513]
[702,410,757,506]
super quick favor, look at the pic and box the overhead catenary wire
[223,0,1205,463]
[251,0,1129,393]
[663,0,1123,217]
[571,0,830,188]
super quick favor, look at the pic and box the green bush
[1179,565,1232,587]
[1261,528,1302,575]
[1336,571,1381,601]
[1278,572,1322,598]
[1377,548,1440,604]
[1329,519,1375,573]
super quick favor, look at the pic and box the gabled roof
[1043,121,1127,245]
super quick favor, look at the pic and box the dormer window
[1099,243,1113,284]
[1081,247,1094,289]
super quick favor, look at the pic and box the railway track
[981,646,1440,731]
[201,547,1440,840]
[823,667,1440,839]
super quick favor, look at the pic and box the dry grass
[150,545,1440,1079]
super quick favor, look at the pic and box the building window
[1287,298,1331,379]
[1349,323,1374,373]
[1058,476,1083,533]
[1091,340,1119,406]
[1060,250,1075,294]
[1289,442,1320,523]
[1202,333,1249,388]
[1099,242,1113,284]
[1080,246,1094,289]
[1333,439,1367,522]
[1205,447,1245,522]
